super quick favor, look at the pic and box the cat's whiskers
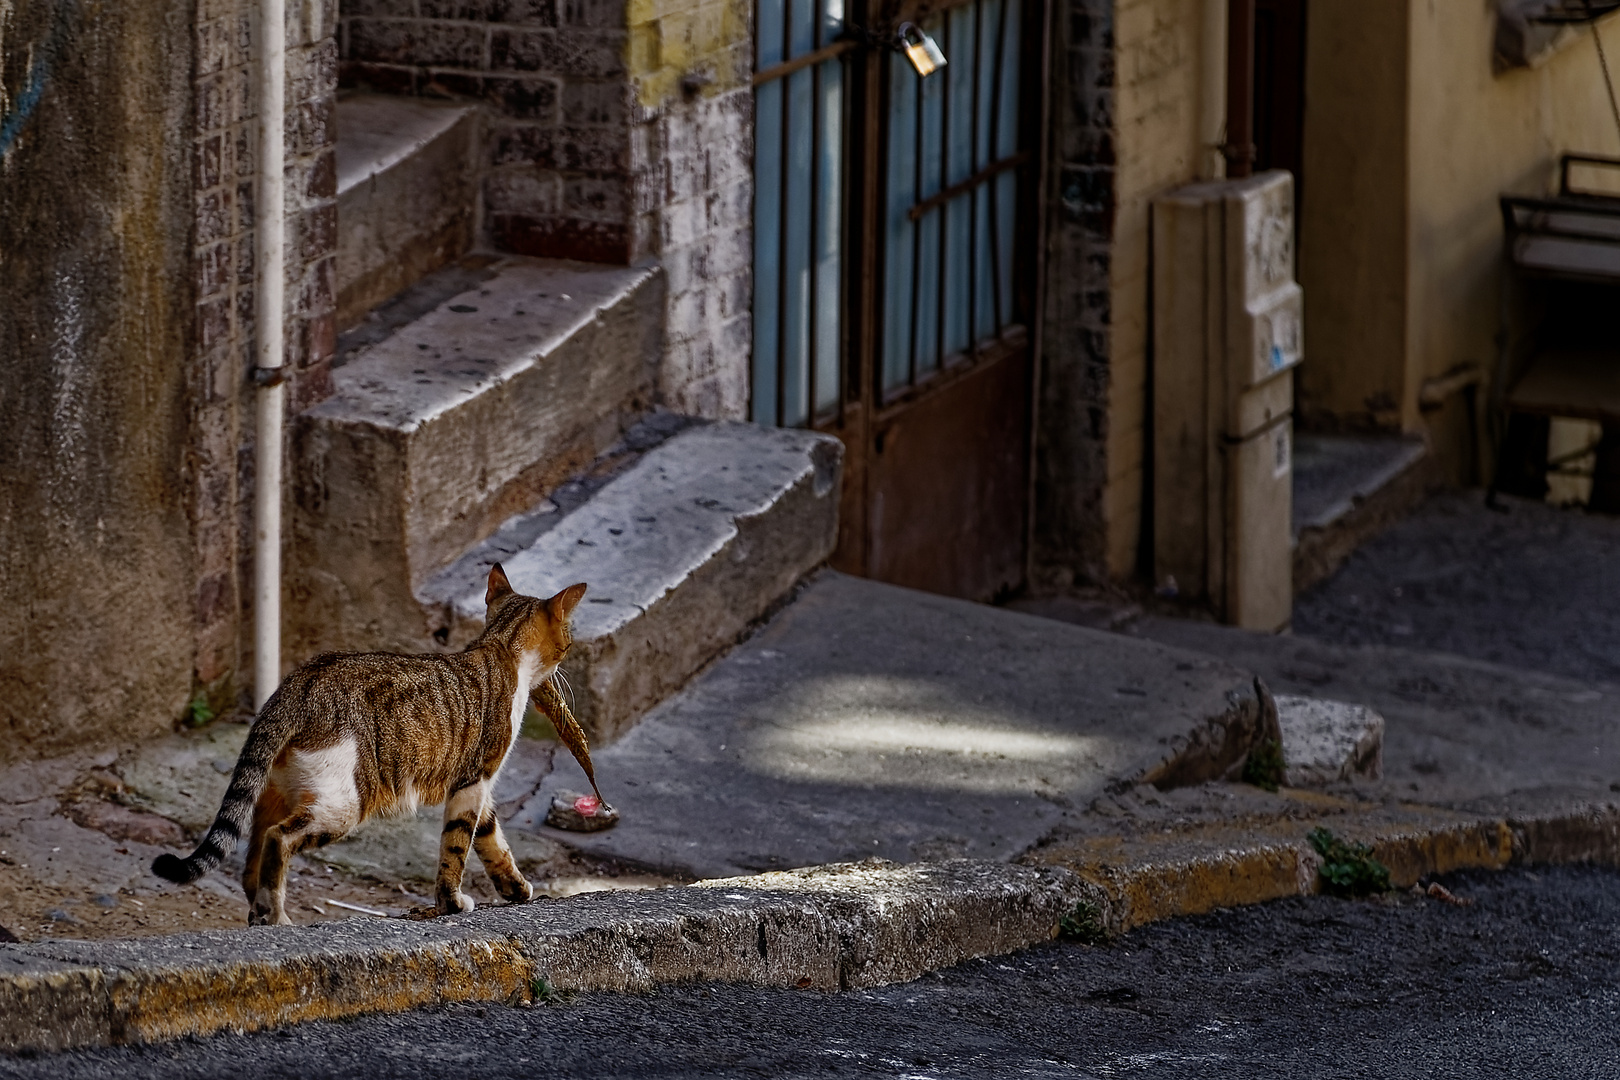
[553,666,576,711]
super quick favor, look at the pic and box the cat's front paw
[495,875,533,904]
[436,887,476,915]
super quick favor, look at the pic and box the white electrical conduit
[253,0,286,710]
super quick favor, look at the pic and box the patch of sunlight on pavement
[743,676,1114,794]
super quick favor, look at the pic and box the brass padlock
[898,22,946,77]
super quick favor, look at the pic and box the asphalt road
[1294,489,1620,685]
[9,863,1620,1079]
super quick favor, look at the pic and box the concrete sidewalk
[7,570,1620,1053]
[517,572,1275,879]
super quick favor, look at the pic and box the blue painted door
[753,0,1038,599]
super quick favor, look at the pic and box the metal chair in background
[1492,154,1620,510]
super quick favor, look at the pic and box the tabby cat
[154,565,586,926]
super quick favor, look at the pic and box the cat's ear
[485,563,515,606]
[548,582,588,619]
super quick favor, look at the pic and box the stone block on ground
[1275,694,1384,786]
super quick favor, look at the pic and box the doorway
[1253,0,1307,210]
[752,0,1041,601]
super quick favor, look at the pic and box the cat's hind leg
[251,807,315,926]
[473,804,533,904]
[436,782,488,914]
[252,742,362,925]
[241,780,290,910]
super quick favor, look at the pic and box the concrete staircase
[335,93,478,330]
[294,96,841,747]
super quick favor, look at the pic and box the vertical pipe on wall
[253,0,286,710]
[1200,0,1228,179]
[1224,0,1255,178]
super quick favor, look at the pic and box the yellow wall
[1296,0,1410,429]
[628,0,751,105]
[1108,0,1208,576]
[1405,4,1620,430]
[1106,0,1620,581]
[1302,1,1620,436]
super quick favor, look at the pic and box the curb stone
[1026,797,1620,933]
[0,861,1089,1054]
[6,799,1620,1055]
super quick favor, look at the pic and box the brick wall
[191,0,338,705]
[336,0,754,417]
[339,0,637,263]
[624,0,752,417]
[1036,0,1209,586]
[633,88,752,417]
[1035,0,1116,586]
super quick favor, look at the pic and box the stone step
[290,256,664,659]
[335,93,478,330]
[1291,433,1436,593]
[420,420,844,746]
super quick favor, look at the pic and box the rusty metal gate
[753,0,1040,600]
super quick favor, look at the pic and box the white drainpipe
[253,0,286,710]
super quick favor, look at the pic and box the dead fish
[533,677,606,806]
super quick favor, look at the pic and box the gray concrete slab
[515,572,1272,879]
[1125,616,1620,807]
[1292,433,1428,534]
[333,94,479,328]
[1291,433,1439,593]
[335,94,475,195]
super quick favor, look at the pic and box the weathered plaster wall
[0,0,198,761]
[1103,0,1204,578]
[1301,1,1618,461]
[1038,0,1208,585]
[1295,0,1409,431]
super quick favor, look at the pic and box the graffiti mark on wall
[0,0,77,159]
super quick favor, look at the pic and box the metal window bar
[879,0,1024,400]
[752,0,846,428]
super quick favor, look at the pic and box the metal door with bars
[753,0,1040,600]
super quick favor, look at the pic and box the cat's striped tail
[152,694,294,885]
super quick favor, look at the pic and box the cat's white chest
[508,652,550,741]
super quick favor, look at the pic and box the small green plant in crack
[183,692,216,729]
[1058,898,1109,944]
[1242,738,1286,792]
[529,976,571,1005]
[1308,827,1391,897]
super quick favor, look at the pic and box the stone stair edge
[427,420,844,636]
[335,93,478,196]
[306,257,662,432]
